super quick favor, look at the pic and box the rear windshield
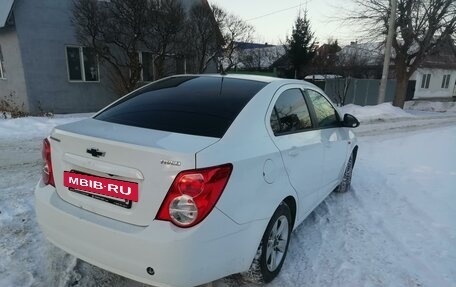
[94,76,267,138]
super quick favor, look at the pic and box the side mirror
[342,113,360,128]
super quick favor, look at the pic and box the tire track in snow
[351,176,455,287]
[355,114,456,137]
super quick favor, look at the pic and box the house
[271,42,341,79]
[336,39,456,100]
[270,54,293,78]
[334,42,384,79]
[311,42,342,70]
[411,38,456,99]
[233,42,285,72]
[0,0,218,114]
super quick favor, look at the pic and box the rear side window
[306,90,339,128]
[270,89,313,136]
[95,76,267,138]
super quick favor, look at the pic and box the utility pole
[378,0,397,104]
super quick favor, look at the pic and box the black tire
[335,153,354,193]
[244,203,292,284]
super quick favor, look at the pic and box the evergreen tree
[286,12,315,79]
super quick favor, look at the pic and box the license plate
[63,171,139,202]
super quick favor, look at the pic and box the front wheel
[244,203,292,283]
[336,153,354,193]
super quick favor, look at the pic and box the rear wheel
[336,153,354,193]
[244,203,292,283]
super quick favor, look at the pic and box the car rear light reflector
[169,195,198,226]
[42,138,55,187]
[177,173,205,197]
[156,163,233,228]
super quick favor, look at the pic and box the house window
[140,52,155,82]
[66,46,99,82]
[421,74,431,89]
[0,45,5,79]
[441,74,451,89]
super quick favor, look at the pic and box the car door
[305,89,349,189]
[266,86,325,220]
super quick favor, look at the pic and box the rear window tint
[94,76,267,137]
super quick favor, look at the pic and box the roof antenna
[220,63,227,76]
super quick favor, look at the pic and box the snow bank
[339,103,413,122]
[1,112,456,287]
[0,114,91,140]
[405,100,456,113]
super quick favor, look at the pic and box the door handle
[288,147,299,157]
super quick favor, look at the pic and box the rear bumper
[35,182,267,287]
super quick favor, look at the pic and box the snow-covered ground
[405,100,456,113]
[1,104,455,287]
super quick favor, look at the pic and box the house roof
[304,74,342,80]
[0,0,14,28]
[339,38,456,70]
[270,54,291,69]
[236,42,276,50]
[419,37,456,69]
[338,42,384,65]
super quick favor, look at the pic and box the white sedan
[35,74,359,287]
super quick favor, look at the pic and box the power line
[246,2,310,22]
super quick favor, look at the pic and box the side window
[66,46,99,82]
[270,89,313,136]
[140,52,155,82]
[441,74,451,89]
[66,47,83,81]
[306,90,339,128]
[421,74,431,89]
[0,44,5,79]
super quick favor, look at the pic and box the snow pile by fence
[339,103,413,122]
[404,100,456,113]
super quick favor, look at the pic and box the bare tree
[348,0,456,108]
[185,3,223,73]
[143,0,186,79]
[337,44,373,69]
[238,45,283,70]
[219,10,255,71]
[72,0,187,94]
[72,0,149,94]
[238,48,264,70]
[185,4,254,73]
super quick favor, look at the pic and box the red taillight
[42,138,55,187]
[156,163,233,228]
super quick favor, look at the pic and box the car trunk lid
[49,118,219,226]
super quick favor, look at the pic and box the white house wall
[0,0,14,28]
[2,0,218,114]
[412,68,456,99]
[0,28,29,111]
[13,0,119,114]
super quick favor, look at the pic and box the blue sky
[210,0,359,45]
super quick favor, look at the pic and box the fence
[324,78,395,106]
[312,78,416,106]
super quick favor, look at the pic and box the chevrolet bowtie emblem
[86,148,106,158]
